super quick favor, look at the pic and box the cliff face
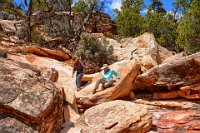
[85,12,117,35]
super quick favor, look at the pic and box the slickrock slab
[76,60,140,108]
[157,110,200,133]
[61,100,152,133]
[0,58,63,133]
[134,99,200,133]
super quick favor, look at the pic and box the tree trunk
[26,0,33,42]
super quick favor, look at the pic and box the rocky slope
[1,31,200,133]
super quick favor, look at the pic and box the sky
[102,0,176,19]
[14,0,176,19]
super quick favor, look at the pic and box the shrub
[16,24,27,39]
[75,33,116,73]
[31,28,43,45]
[17,24,43,45]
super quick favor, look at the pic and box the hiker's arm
[112,70,119,80]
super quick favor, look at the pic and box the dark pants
[76,73,83,90]
[94,78,115,91]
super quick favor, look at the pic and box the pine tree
[172,0,191,14]
[144,0,178,49]
[115,0,145,37]
[177,0,200,52]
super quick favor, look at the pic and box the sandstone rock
[71,100,152,133]
[134,99,200,133]
[76,60,140,108]
[162,52,185,63]
[133,52,200,99]
[157,45,174,64]
[21,46,71,61]
[7,54,80,123]
[110,33,172,72]
[0,58,63,133]
[85,12,117,35]
[81,73,99,82]
[157,110,200,133]
[0,20,23,33]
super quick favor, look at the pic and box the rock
[76,60,140,108]
[0,58,63,133]
[109,33,172,72]
[7,54,80,123]
[0,20,24,34]
[21,46,71,61]
[85,12,117,35]
[133,52,200,99]
[71,100,152,133]
[81,73,99,82]
[157,45,174,64]
[162,52,185,63]
[134,99,200,109]
[157,110,200,133]
[134,99,200,132]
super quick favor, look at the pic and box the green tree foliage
[73,0,105,19]
[144,0,178,49]
[172,0,191,14]
[177,0,200,52]
[75,33,116,72]
[0,0,24,19]
[148,0,166,14]
[115,0,145,37]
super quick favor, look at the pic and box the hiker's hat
[100,64,108,70]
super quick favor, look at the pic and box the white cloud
[141,9,148,14]
[110,0,122,11]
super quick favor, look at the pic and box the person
[93,64,119,94]
[72,57,85,91]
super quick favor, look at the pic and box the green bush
[16,24,27,39]
[31,28,43,45]
[17,25,43,45]
[75,33,116,73]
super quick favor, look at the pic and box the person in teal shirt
[93,64,119,94]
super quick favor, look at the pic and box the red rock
[63,100,152,133]
[133,52,200,98]
[157,110,200,133]
[0,58,63,132]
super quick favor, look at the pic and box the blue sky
[14,0,176,19]
[102,0,176,19]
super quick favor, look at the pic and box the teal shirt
[102,69,119,81]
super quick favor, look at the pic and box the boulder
[157,45,174,64]
[0,58,63,133]
[162,52,185,63]
[109,33,172,72]
[62,100,152,133]
[76,60,140,108]
[157,110,200,133]
[7,54,80,122]
[133,52,200,99]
